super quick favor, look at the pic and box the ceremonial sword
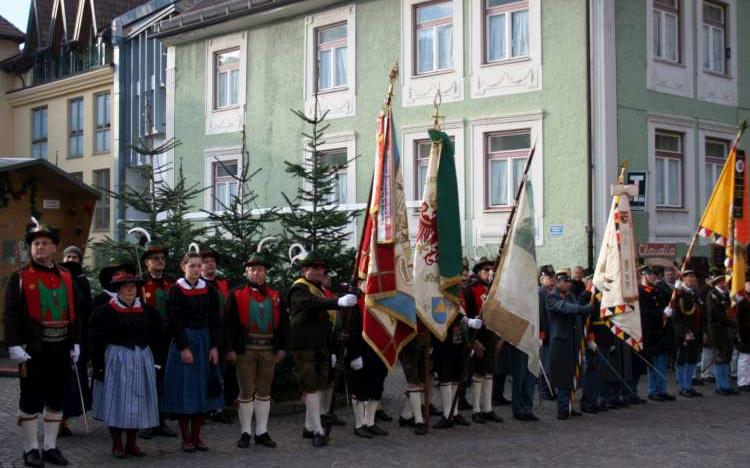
[72,360,89,433]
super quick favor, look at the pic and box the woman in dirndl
[162,252,223,452]
[89,271,161,458]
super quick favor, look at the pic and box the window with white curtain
[414,136,456,200]
[653,0,680,63]
[414,1,453,75]
[68,98,83,158]
[319,148,348,204]
[31,106,48,159]
[95,92,111,154]
[92,169,110,230]
[212,159,239,212]
[486,130,530,208]
[316,23,347,91]
[704,138,728,203]
[214,48,240,109]
[655,130,683,208]
[702,1,727,74]
[485,0,529,63]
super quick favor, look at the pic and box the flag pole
[670,120,747,305]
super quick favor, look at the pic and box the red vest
[143,275,173,315]
[213,278,230,299]
[19,265,76,324]
[234,284,281,331]
[463,282,488,318]
[109,297,144,314]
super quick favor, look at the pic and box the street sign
[549,225,564,237]
[627,171,647,211]
[638,243,677,258]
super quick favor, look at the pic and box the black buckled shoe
[354,426,373,438]
[43,448,69,466]
[659,393,676,401]
[432,417,453,429]
[398,416,415,427]
[366,424,388,436]
[482,411,503,423]
[413,422,427,435]
[302,428,314,439]
[375,409,393,422]
[254,432,277,448]
[472,413,485,424]
[452,414,471,426]
[237,432,251,448]
[23,449,44,467]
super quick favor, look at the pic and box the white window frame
[401,120,464,243]
[205,33,247,135]
[213,47,241,110]
[696,0,737,106]
[652,0,681,64]
[211,158,240,213]
[698,121,736,211]
[647,114,696,242]
[484,130,532,210]
[92,168,111,231]
[303,5,356,119]
[94,92,111,154]
[646,0,693,98]
[470,111,543,246]
[316,22,349,92]
[484,0,530,64]
[654,130,684,209]
[401,0,464,107]
[31,106,48,159]
[318,147,350,205]
[203,146,242,212]
[470,0,541,99]
[68,97,84,158]
[413,1,454,75]
[701,1,727,75]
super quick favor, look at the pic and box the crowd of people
[4,221,750,467]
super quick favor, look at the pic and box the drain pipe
[585,0,595,270]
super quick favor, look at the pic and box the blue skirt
[92,345,159,429]
[162,327,224,414]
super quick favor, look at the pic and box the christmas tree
[276,92,359,287]
[91,133,205,278]
[202,127,276,282]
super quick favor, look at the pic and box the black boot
[43,448,69,466]
[23,449,44,468]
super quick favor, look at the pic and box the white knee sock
[401,397,413,419]
[43,409,62,451]
[440,384,453,419]
[366,400,378,427]
[305,392,324,434]
[19,413,39,452]
[254,397,271,436]
[471,377,483,413]
[482,376,494,413]
[321,387,333,415]
[408,390,424,424]
[238,398,255,435]
[352,398,365,429]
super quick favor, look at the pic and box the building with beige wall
[0,0,147,265]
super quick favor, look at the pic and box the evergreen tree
[202,127,276,282]
[277,93,359,286]
[91,133,205,279]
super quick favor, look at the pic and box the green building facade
[153,0,749,271]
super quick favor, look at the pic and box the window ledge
[482,56,531,68]
[484,206,513,213]
[702,70,733,80]
[656,207,688,213]
[212,105,241,113]
[412,68,455,80]
[318,86,349,96]
[653,57,685,68]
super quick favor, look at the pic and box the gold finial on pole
[431,88,444,131]
[618,160,630,184]
[384,62,399,110]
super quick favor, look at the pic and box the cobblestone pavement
[1,369,749,468]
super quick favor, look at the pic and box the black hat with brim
[298,251,327,268]
[141,245,167,263]
[556,271,571,281]
[25,226,60,245]
[200,249,220,262]
[109,271,146,288]
[245,254,271,268]
[99,264,137,290]
[472,257,495,274]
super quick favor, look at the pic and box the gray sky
[0,1,31,33]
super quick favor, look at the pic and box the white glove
[350,356,364,371]
[71,344,81,363]
[674,280,687,291]
[9,346,31,364]
[463,317,483,330]
[663,306,673,318]
[337,294,358,308]
[331,353,337,368]
[587,341,598,351]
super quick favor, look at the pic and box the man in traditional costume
[5,221,80,467]
[666,270,704,397]
[224,254,288,448]
[139,243,177,438]
[462,257,503,424]
[640,265,675,402]
[288,251,357,447]
[705,273,739,395]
